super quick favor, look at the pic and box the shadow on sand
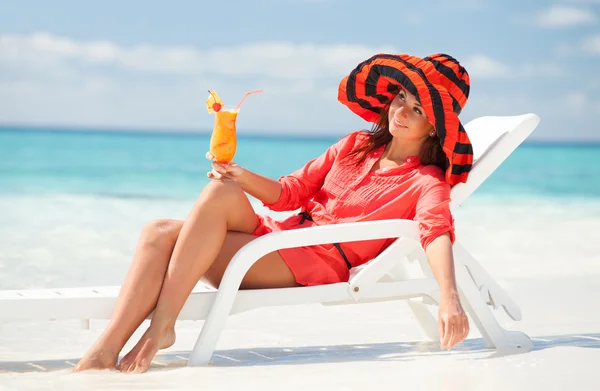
[2,332,599,373]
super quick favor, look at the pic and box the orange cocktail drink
[206,89,263,164]
[209,105,239,163]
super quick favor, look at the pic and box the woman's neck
[383,138,424,163]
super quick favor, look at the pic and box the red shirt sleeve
[414,176,455,249]
[263,134,350,212]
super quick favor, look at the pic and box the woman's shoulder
[333,130,371,151]
[415,164,450,189]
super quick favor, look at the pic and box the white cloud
[463,55,566,80]
[521,62,566,78]
[404,12,423,25]
[0,32,571,135]
[463,55,511,78]
[557,33,600,55]
[463,91,535,118]
[0,32,395,132]
[564,91,600,116]
[582,34,600,54]
[0,32,393,80]
[532,6,597,28]
[566,92,587,111]
[564,0,600,4]
[448,0,486,8]
[461,89,600,141]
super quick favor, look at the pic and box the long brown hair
[343,100,448,172]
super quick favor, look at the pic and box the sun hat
[337,53,473,186]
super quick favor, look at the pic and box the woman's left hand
[438,291,470,350]
[206,152,244,181]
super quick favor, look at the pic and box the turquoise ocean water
[1,126,599,201]
[2,125,600,290]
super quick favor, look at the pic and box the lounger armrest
[221,219,421,290]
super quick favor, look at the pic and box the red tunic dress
[251,131,455,286]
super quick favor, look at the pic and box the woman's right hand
[206,152,244,181]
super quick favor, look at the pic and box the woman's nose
[393,102,408,118]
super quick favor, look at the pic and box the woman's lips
[393,119,408,128]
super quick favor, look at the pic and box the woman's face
[387,87,434,140]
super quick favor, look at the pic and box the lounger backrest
[449,113,541,208]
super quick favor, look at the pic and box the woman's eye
[414,108,422,115]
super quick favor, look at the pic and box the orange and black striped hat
[338,53,473,186]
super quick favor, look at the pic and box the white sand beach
[1,197,599,391]
[2,0,600,387]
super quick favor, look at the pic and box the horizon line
[2,122,600,145]
[0,122,347,140]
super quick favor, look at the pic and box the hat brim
[338,53,473,186]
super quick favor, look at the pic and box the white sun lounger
[0,113,540,366]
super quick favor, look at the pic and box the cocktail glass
[209,105,239,163]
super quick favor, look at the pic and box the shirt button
[407,158,411,162]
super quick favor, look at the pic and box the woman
[73,53,474,373]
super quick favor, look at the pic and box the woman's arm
[206,155,283,204]
[235,168,282,205]
[424,233,470,351]
[414,174,469,350]
[425,233,458,294]
[207,133,354,211]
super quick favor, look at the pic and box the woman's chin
[389,126,408,136]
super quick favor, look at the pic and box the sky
[0,0,599,141]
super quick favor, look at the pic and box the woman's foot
[72,345,119,372]
[118,327,176,373]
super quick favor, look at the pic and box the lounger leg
[187,284,239,366]
[453,245,532,352]
[406,300,440,341]
[454,242,523,321]
[388,253,440,342]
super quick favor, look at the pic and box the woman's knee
[139,219,182,250]
[201,180,258,233]
[202,180,245,206]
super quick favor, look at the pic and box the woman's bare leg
[72,219,184,372]
[118,180,298,373]
[202,231,299,290]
